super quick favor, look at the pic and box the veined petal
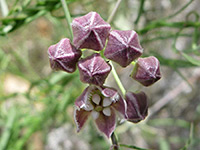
[112,95,127,118]
[100,87,119,102]
[75,86,94,108]
[74,108,91,132]
[125,91,148,123]
[95,108,116,138]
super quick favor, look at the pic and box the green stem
[137,21,200,35]
[111,132,120,150]
[120,144,151,150]
[107,0,126,96]
[61,0,73,40]
[107,0,122,24]
[166,0,194,19]
[134,0,145,25]
[110,62,126,96]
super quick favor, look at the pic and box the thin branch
[107,0,122,24]
[111,132,119,150]
[135,0,146,25]
[0,0,9,17]
[106,0,126,96]
[110,62,126,96]
[61,0,73,40]
[166,0,194,19]
[137,21,200,35]
[120,144,151,150]
[148,74,197,118]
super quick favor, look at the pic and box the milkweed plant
[48,11,161,150]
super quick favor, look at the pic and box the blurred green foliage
[0,0,200,150]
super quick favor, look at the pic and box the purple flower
[131,56,161,86]
[72,12,111,51]
[48,38,82,73]
[78,53,111,86]
[104,30,143,67]
[74,86,126,138]
[125,91,148,123]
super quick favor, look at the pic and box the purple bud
[125,91,148,123]
[78,53,111,86]
[131,56,161,86]
[72,12,111,51]
[48,38,82,73]
[104,30,143,67]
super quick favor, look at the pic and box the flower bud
[104,30,143,67]
[72,12,111,51]
[125,91,148,123]
[131,56,161,86]
[48,38,82,73]
[78,53,111,86]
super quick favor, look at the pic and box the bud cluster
[47,12,161,138]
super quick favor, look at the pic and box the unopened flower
[78,53,111,86]
[104,30,143,67]
[125,91,148,123]
[131,56,161,86]
[72,12,111,51]
[74,86,126,138]
[48,38,82,73]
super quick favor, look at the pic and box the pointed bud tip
[78,53,111,86]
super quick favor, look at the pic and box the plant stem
[166,0,194,19]
[120,144,151,150]
[107,0,122,24]
[111,132,120,150]
[107,0,126,96]
[137,21,200,35]
[61,0,73,40]
[110,62,126,96]
[134,0,146,25]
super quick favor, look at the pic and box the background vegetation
[0,0,200,150]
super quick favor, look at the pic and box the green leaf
[181,52,200,66]
[120,144,152,150]
[149,52,196,68]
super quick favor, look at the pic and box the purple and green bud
[104,30,143,67]
[78,53,111,86]
[48,38,82,73]
[131,56,161,86]
[125,91,148,123]
[72,12,111,51]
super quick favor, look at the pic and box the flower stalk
[110,62,126,96]
[111,132,120,150]
[61,0,73,40]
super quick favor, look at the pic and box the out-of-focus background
[0,0,200,150]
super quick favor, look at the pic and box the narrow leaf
[181,52,200,66]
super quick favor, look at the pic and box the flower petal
[75,86,94,108]
[95,108,116,138]
[125,91,148,123]
[100,87,119,102]
[74,108,91,132]
[112,95,127,118]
